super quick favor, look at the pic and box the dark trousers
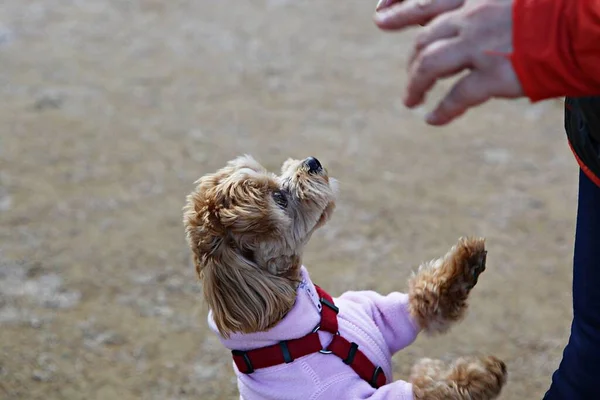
[544,169,600,399]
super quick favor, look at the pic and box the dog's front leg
[407,237,487,334]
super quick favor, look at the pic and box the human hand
[374,0,524,125]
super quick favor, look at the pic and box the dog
[183,155,507,400]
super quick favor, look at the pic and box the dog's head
[183,155,337,337]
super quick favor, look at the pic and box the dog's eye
[272,190,288,209]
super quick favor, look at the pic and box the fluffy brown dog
[183,155,507,400]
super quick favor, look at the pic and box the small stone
[528,199,544,210]
[193,363,218,380]
[188,129,205,140]
[151,306,173,317]
[382,171,395,182]
[130,271,156,285]
[33,95,63,111]
[483,148,512,165]
[98,331,127,346]
[31,355,56,382]
[41,290,81,309]
[29,317,43,329]
[32,369,52,382]
[26,262,44,278]
[165,276,184,291]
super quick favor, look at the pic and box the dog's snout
[305,157,322,174]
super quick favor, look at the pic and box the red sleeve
[511,0,600,102]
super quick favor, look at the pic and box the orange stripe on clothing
[568,139,600,188]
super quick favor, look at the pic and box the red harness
[231,285,387,388]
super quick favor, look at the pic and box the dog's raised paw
[451,237,487,291]
[408,236,489,334]
[462,237,487,288]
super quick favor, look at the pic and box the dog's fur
[183,155,506,399]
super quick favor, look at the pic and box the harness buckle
[311,325,340,354]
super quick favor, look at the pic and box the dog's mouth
[276,156,337,239]
[301,157,336,224]
[280,156,336,220]
[320,173,337,219]
[315,200,336,228]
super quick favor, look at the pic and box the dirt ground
[0,1,579,399]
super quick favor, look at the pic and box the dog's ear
[183,168,296,337]
[183,174,228,278]
[200,247,297,337]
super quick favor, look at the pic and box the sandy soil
[0,1,578,399]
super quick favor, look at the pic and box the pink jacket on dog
[208,267,420,399]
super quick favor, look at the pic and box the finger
[404,38,472,108]
[407,13,460,67]
[426,71,492,125]
[374,0,464,31]
[376,0,403,12]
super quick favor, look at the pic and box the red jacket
[512,0,600,186]
[511,0,600,101]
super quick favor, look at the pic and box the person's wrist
[509,0,533,100]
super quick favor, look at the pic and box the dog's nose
[305,157,322,174]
